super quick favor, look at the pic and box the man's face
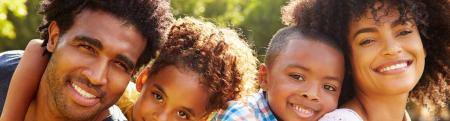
[42,9,146,120]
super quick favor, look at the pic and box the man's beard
[43,56,105,121]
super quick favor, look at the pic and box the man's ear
[136,68,150,92]
[258,64,269,91]
[47,21,60,53]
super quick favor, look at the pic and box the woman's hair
[282,0,449,110]
[147,17,258,115]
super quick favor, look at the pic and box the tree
[0,0,28,39]
[172,0,286,59]
[0,0,41,51]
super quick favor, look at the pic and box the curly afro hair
[38,0,173,69]
[282,0,449,111]
[147,17,259,115]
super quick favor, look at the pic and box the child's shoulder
[318,108,363,121]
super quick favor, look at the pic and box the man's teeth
[72,83,96,98]
[380,62,407,72]
[292,104,313,116]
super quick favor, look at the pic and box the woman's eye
[177,111,189,120]
[289,73,305,81]
[324,84,336,91]
[359,39,375,46]
[399,30,412,36]
[152,92,163,103]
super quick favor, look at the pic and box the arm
[0,39,48,121]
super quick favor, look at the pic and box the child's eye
[177,111,190,120]
[289,73,305,81]
[323,84,337,91]
[152,92,164,103]
[359,39,375,46]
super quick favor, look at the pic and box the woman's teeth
[379,62,407,72]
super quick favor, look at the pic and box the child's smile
[260,33,345,121]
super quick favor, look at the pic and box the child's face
[347,8,425,95]
[260,35,345,121]
[133,65,209,121]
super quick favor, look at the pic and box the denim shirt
[0,50,127,121]
[0,50,23,113]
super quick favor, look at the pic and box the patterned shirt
[213,90,278,121]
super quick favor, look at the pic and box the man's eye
[79,44,96,54]
[359,39,375,46]
[177,111,189,120]
[152,92,163,103]
[289,73,305,81]
[114,61,130,73]
[324,84,336,91]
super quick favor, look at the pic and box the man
[0,0,173,120]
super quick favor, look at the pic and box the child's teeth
[292,104,313,116]
[72,83,95,98]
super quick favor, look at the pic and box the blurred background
[0,0,448,120]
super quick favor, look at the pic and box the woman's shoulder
[319,108,364,121]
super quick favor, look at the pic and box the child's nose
[151,108,169,121]
[301,85,320,101]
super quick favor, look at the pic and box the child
[214,26,349,121]
[130,17,258,121]
[0,17,259,121]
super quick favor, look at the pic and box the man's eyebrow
[115,54,136,71]
[352,27,378,39]
[74,36,103,50]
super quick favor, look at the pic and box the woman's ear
[136,68,150,92]
[47,21,60,53]
[258,64,269,91]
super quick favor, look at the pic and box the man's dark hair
[38,0,174,69]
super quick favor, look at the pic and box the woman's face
[347,8,425,96]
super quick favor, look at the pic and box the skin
[343,7,425,121]
[24,9,146,121]
[259,33,345,121]
[1,39,48,121]
[133,65,209,121]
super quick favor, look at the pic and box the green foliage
[172,0,286,59]
[0,0,41,52]
[0,0,28,39]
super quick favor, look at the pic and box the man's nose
[83,59,109,86]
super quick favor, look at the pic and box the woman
[282,0,449,120]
